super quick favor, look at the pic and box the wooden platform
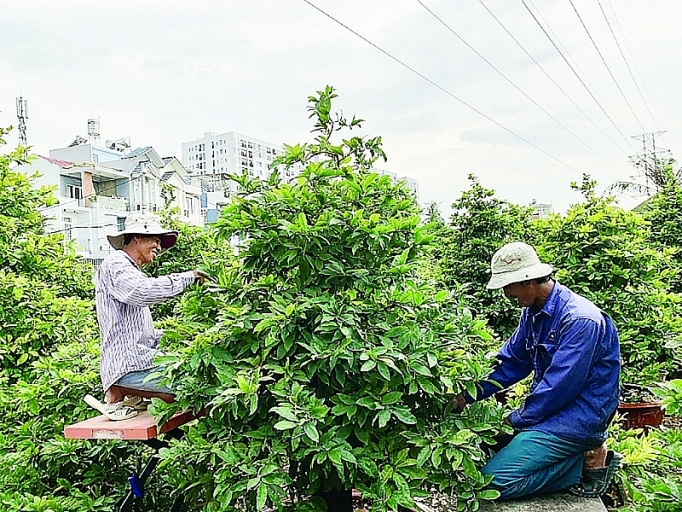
[64,409,200,440]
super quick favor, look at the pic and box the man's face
[135,235,162,265]
[502,281,536,308]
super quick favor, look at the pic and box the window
[63,217,73,241]
[117,217,126,231]
[66,184,83,200]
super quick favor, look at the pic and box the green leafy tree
[152,87,504,512]
[535,175,682,384]
[438,175,535,338]
[0,127,94,376]
[640,165,682,295]
[0,128,174,510]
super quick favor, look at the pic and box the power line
[301,0,584,175]
[596,0,659,131]
[567,0,646,133]
[476,0,629,157]
[606,0,667,148]
[416,0,629,177]
[520,0,636,152]
[527,0,616,122]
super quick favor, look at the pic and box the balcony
[89,195,129,211]
[73,238,91,253]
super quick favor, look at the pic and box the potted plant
[618,383,664,430]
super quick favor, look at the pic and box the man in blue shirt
[453,242,621,499]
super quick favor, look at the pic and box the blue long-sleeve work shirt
[468,282,620,445]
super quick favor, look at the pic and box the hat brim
[107,230,179,252]
[486,262,554,290]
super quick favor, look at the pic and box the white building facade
[182,131,302,223]
[23,133,203,263]
[373,168,420,202]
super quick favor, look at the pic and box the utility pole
[628,131,672,194]
[16,96,28,145]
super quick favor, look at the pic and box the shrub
[438,175,535,338]
[535,175,682,383]
[151,87,504,512]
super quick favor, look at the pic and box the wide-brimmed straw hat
[486,242,553,290]
[106,213,178,252]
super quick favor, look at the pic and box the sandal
[569,450,623,497]
[122,395,149,411]
[84,394,138,421]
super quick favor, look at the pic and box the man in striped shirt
[95,213,204,405]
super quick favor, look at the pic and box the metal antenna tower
[16,96,28,145]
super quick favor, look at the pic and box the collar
[528,281,561,318]
[120,249,141,270]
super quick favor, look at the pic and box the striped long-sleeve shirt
[94,250,196,392]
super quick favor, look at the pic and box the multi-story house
[22,131,203,263]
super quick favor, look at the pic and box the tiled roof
[38,155,74,168]
[123,146,152,159]
[162,157,174,165]
[161,171,175,181]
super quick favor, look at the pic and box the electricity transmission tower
[628,131,675,195]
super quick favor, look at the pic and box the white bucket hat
[106,213,179,252]
[486,242,553,290]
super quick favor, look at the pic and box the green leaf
[271,406,298,422]
[376,409,391,428]
[256,482,268,510]
[426,352,437,368]
[329,448,342,465]
[381,391,402,405]
[360,360,377,372]
[377,361,391,380]
[274,420,298,430]
[304,422,320,443]
[477,489,500,500]
[411,362,432,377]
[392,407,417,425]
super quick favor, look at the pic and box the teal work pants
[482,430,595,500]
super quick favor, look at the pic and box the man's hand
[452,394,468,414]
[193,270,208,285]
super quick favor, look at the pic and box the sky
[1,0,680,217]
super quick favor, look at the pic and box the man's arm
[465,328,534,402]
[457,317,534,409]
[105,258,197,307]
[508,317,600,429]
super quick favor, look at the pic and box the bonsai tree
[640,165,682,295]
[153,87,504,512]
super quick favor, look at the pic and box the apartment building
[373,168,420,202]
[182,131,303,222]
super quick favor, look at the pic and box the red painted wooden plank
[64,409,200,440]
